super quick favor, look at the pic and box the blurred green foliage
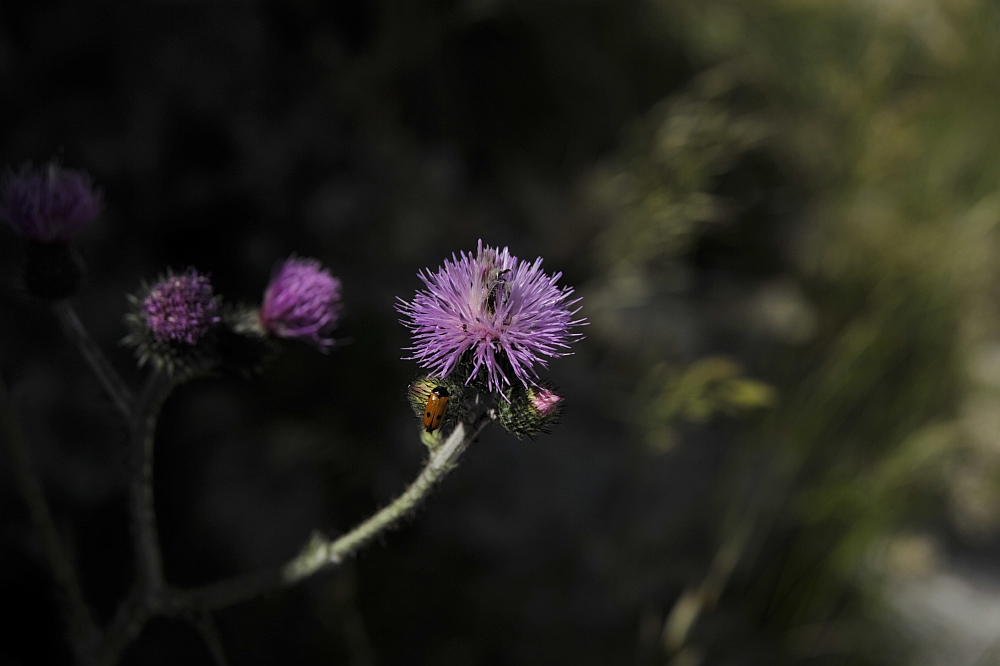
[582,0,1000,662]
[644,357,777,452]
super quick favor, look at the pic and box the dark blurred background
[3,1,1000,664]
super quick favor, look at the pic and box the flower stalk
[167,415,490,613]
[129,371,171,598]
[52,300,135,421]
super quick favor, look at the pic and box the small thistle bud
[497,384,563,439]
[122,268,222,376]
[259,256,343,351]
[407,374,465,426]
[530,387,562,418]
[0,162,103,242]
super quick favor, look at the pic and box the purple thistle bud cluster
[260,257,342,350]
[0,163,103,242]
[124,257,343,377]
[399,240,583,439]
[397,240,585,395]
[143,269,221,345]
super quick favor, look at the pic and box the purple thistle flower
[259,256,342,350]
[397,240,585,393]
[143,269,221,345]
[0,163,103,242]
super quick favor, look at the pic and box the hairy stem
[0,376,102,662]
[168,417,489,613]
[96,372,174,666]
[52,301,135,422]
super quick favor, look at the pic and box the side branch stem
[0,376,101,661]
[53,301,135,421]
[169,417,488,613]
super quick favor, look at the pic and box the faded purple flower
[0,163,103,242]
[530,388,562,417]
[397,240,585,393]
[259,256,342,350]
[143,269,221,345]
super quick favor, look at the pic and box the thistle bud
[497,383,563,439]
[407,375,465,421]
[122,268,222,377]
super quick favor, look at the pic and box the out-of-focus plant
[591,92,768,274]
[580,0,1000,662]
[644,357,777,452]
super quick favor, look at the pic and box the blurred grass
[582,0,1000,662]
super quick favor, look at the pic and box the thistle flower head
[259,256,342,350]
[397,240,585,393]
[143,269,221,345]
[0,162,103,242]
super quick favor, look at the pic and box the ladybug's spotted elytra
[423,386,450,432]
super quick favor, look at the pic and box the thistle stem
[53,301,135,421]
[129,371,171,597]
[0,376,102,662]
[168,417,489,612]
[192,611,229,666]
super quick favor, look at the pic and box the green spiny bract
[497,382,563,440]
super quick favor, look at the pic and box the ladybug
[423,385,450,432]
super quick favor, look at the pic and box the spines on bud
[497,383,563,440]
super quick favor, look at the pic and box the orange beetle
[423,386,450,432]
